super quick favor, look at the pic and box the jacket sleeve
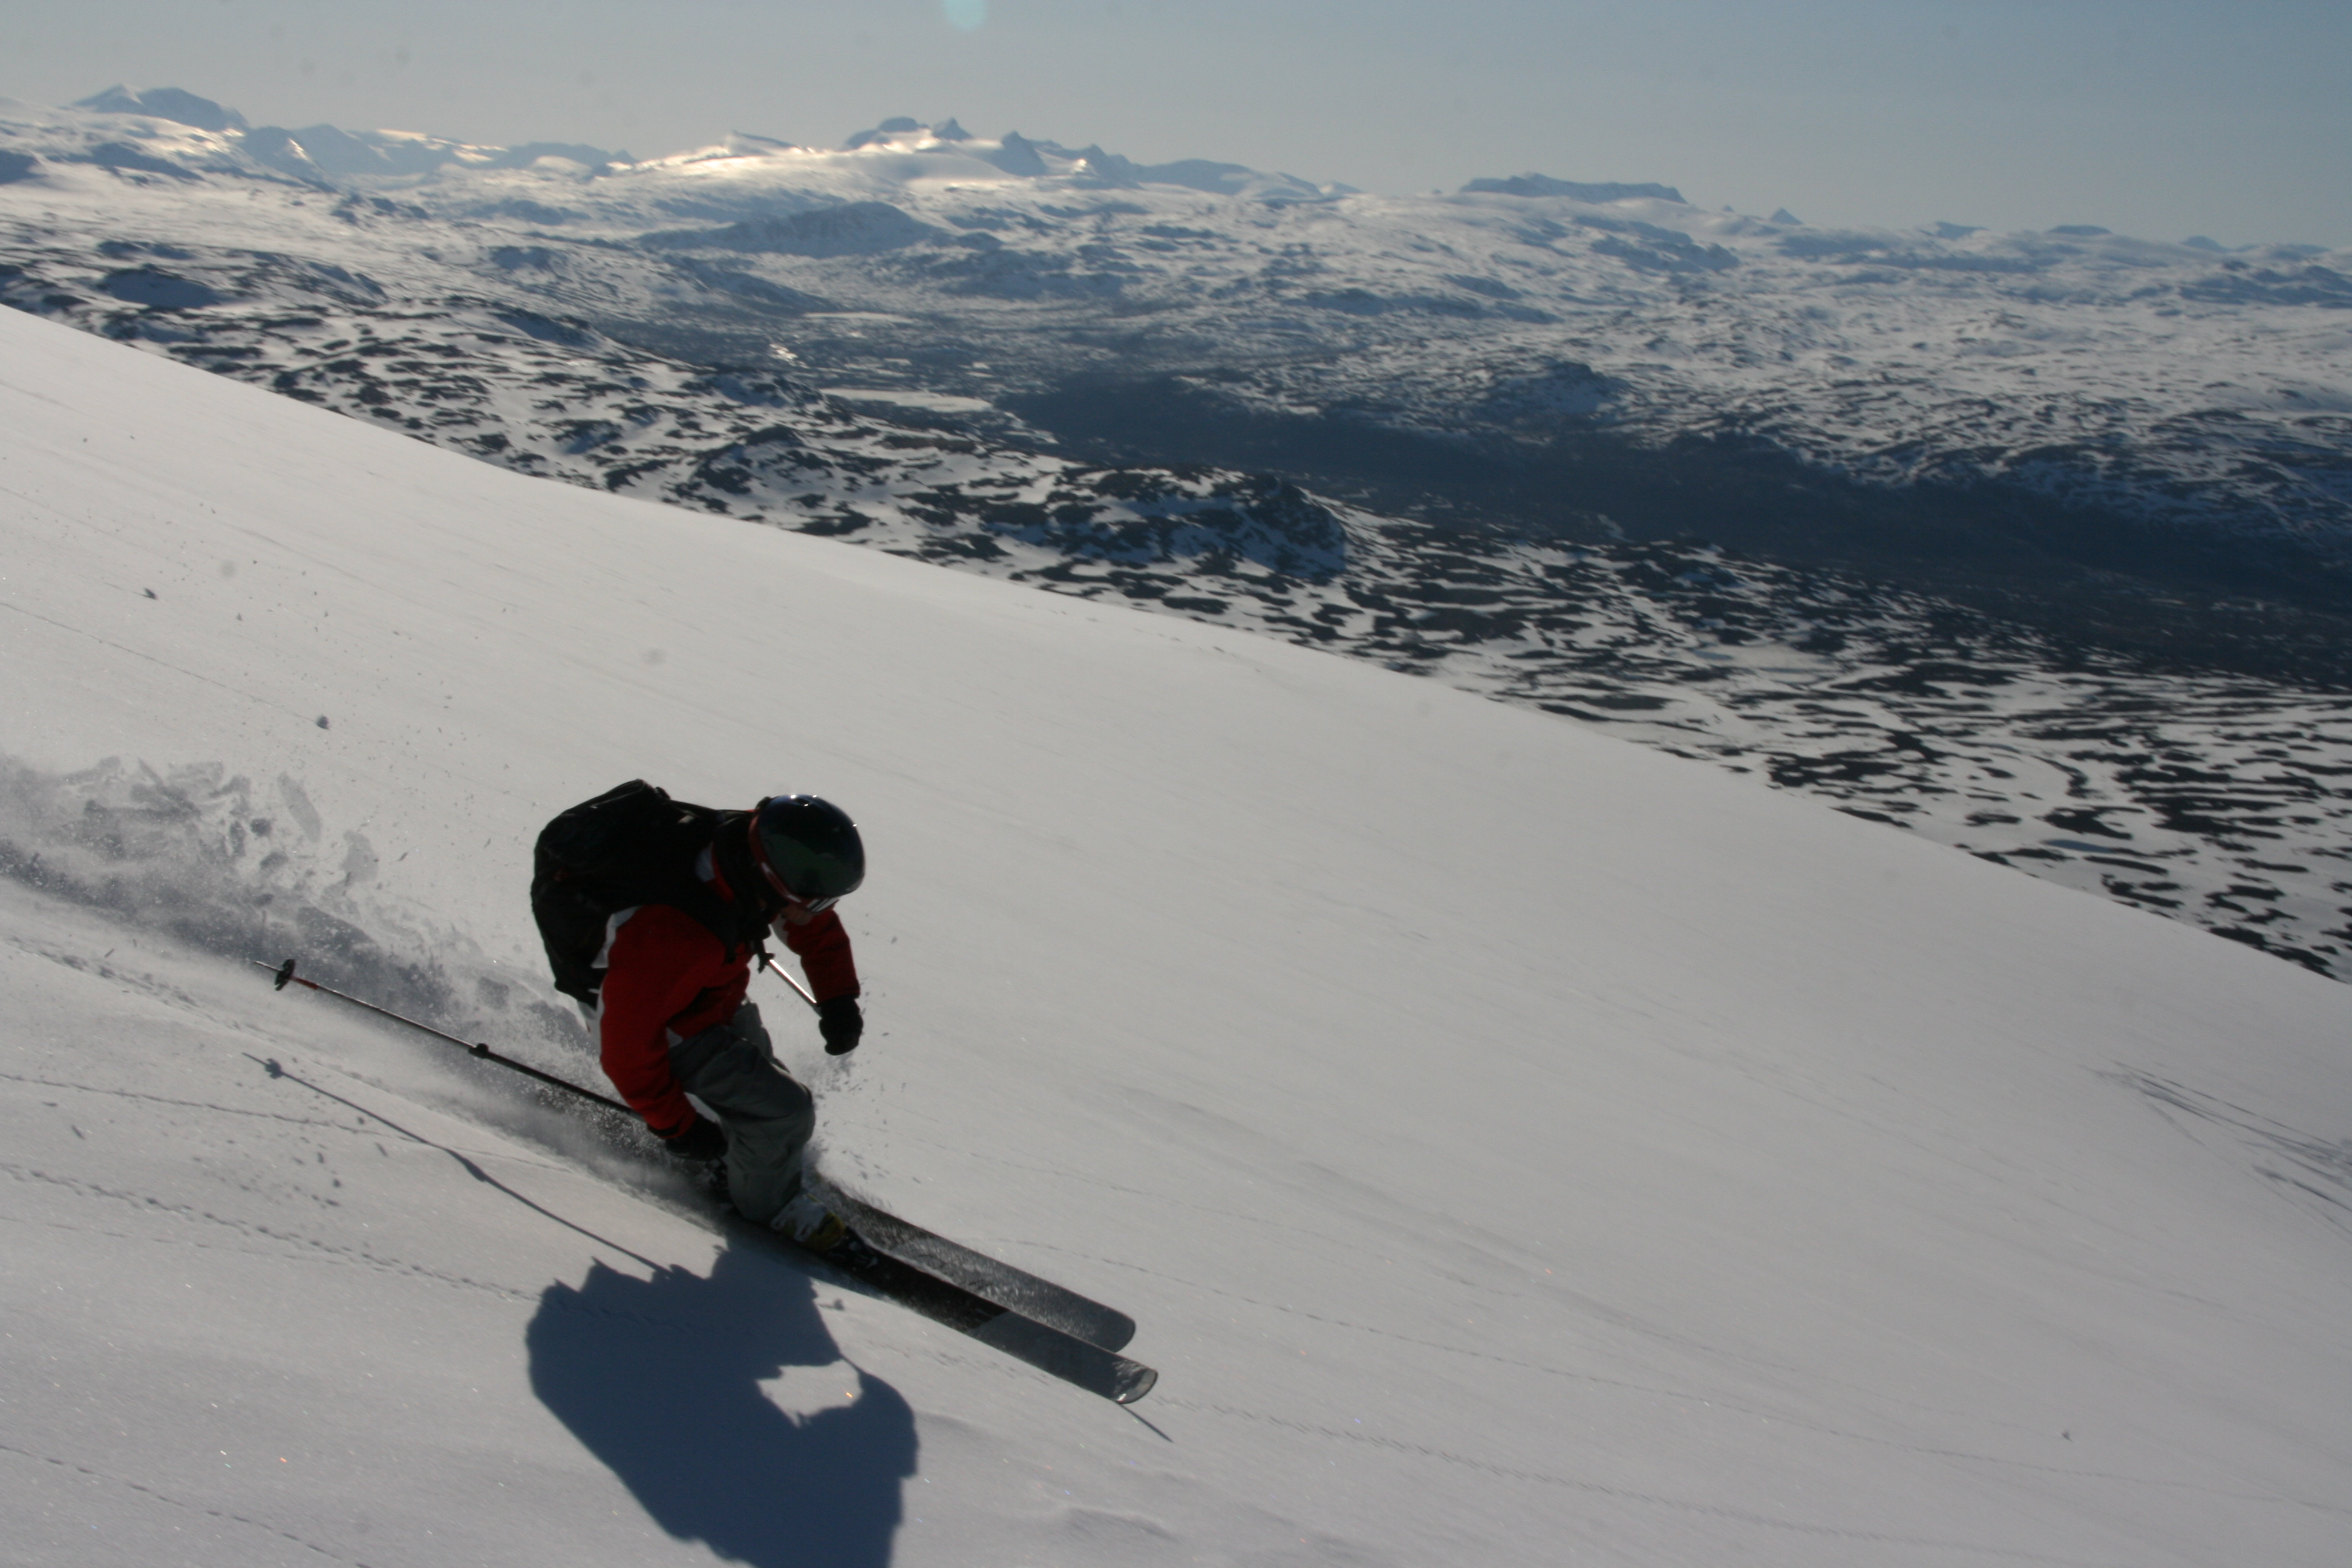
[598,905,725,1137]
[779,907,860,1002]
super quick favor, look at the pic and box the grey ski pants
[666,1002,814,1227]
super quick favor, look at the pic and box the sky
[3,0,2348,247]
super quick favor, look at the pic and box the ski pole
[252,958,633,1115]
[759,947,819,1010]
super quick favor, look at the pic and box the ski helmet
[749,794,864,910]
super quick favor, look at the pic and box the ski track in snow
[0,1436,375,1567]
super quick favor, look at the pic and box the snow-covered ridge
[50,87,1352,200]
[68,83,626,178]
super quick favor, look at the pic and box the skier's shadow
[528,1241,918,1567]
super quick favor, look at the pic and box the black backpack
[531,780,762,1006]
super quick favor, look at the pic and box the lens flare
[943,0,987,30]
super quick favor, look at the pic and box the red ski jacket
[596,852,858,1137]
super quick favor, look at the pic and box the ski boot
[770,1184,849,1253]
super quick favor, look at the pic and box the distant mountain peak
[67,85,621,181]
[74,85,247,134]
[843,118,931,150]
[834,116,993,158]
[822,119,1342,198]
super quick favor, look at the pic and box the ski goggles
[749,829,844,913]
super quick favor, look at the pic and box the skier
[531,782,867,1249]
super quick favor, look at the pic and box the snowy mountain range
[4,86,2351,984]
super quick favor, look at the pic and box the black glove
[817,995,864,1056]
[662,1116,727,1162]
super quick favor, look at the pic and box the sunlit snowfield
[5,297,2352,1564]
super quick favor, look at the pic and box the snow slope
[4,307,2352,1564]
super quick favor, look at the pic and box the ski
[250,956,1154,1399]
[746,1217,1158,1404]
[816,1187,1138,1353]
